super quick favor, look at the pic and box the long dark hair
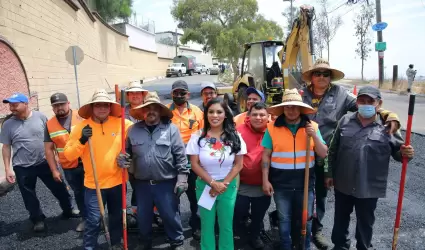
[198,98,241,155]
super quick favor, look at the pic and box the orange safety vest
[267,121,317,170]
[46,110,83,169]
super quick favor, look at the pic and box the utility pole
[376,0,384,88]
[174,28,178,57]
[283,0,294,24]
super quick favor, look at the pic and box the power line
[327,1,348,14]
[340,3,362,17]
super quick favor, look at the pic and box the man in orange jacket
[44,93,85,232]
[64,89,133,250]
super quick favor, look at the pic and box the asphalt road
[1,75,424,249]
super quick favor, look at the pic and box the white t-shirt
[186,131,247,180]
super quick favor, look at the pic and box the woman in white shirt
[186,98,247,250]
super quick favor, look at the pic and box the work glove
[79,125,92,145]
[117,153,131,169]
[174,174,188,198]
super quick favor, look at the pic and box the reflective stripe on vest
[46,110,83,169]
[267,121,317,170]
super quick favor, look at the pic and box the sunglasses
[173,91,188,97]
[313,71,331,77]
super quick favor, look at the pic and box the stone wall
[0,0,172,115]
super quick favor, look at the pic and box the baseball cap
[50,93,68,105]
[357,86,381,99]
[172,80,189,92]
[3,93,29,104]
[200,81,217,93]
[246,87,265,102]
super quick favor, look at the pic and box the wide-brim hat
[125,81,148,93]
[267,88,316,116]
[78,89,121,119]
[130,91,173,120]
[302,58,345,82]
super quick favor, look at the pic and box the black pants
[186,169,200,230]
[234,194,271,238]
[332,190,378,250]
[63,164,85,218]
[129,173,137,207]
[312,164,328,235]
[14,160,73,223]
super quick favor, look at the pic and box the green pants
[196,178,237,250]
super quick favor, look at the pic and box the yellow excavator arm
[279,5,315,89]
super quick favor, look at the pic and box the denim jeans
[233,194,271,238]
[312,164,328,235]
[14,160,73,223]
[274,188,314,250]
[332,190,378,250]
[135,178,184,246]
[84,184,123,250]
[186,169,201,230]
[63,164,85,218]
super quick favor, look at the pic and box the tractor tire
[223,93,239,115]
[178,71,182,77]
[237,85,248,114]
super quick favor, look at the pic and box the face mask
[173,96,186,106]
[358,105,376,118]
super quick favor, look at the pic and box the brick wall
[0,0,172,115]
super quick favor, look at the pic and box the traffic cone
[353,85,357,96]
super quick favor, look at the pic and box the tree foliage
[317,0,343,62]
[171,0,283,75]
[158,37,176,46]
[94,0,133,22]
[282,6,300,36]
[353,3,375,80]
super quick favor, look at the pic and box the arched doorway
[0,36,38,120]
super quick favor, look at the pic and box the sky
[133,0,425,79]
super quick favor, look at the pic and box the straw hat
[78,89,121,119]
[125,81,148,93]
[130,91,173,120]
[302,58,345,82]
[267,88,316,116]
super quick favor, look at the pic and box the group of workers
[0,58,415,250]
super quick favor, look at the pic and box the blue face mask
[358,105,376,118]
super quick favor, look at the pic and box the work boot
[171,245,185,250]
[313,232,331,250]
[33,221,46,232]
[76,220,85,232]
[249,236,265,249]
[62,209,81,219]
[192,229,201,241]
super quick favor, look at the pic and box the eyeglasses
[313,71,331,77]
[202,91,216,97]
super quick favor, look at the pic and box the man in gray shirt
[117,91,188,250]
[325,86,414,250]
[0,93,78,232]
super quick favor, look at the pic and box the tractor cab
[228,40,286,114]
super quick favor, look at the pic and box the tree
[282,6,300,36]
[171,0,283,79]
[94,0,133,23]
[313,17,326,58]
[318,0,343,62]
[353,3,375,81]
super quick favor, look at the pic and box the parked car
[166,63,188,77]
[195,63,208,74]
[209,63,220,75]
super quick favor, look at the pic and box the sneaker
[192,229,201,241]
[33,221,45,232]
[76,221,85,232]
[313,232,331,250]
[62,209,81,219]
[249,236,265,249]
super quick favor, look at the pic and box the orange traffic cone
[353,85,357,96]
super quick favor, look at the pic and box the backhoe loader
[222,5,315,114]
